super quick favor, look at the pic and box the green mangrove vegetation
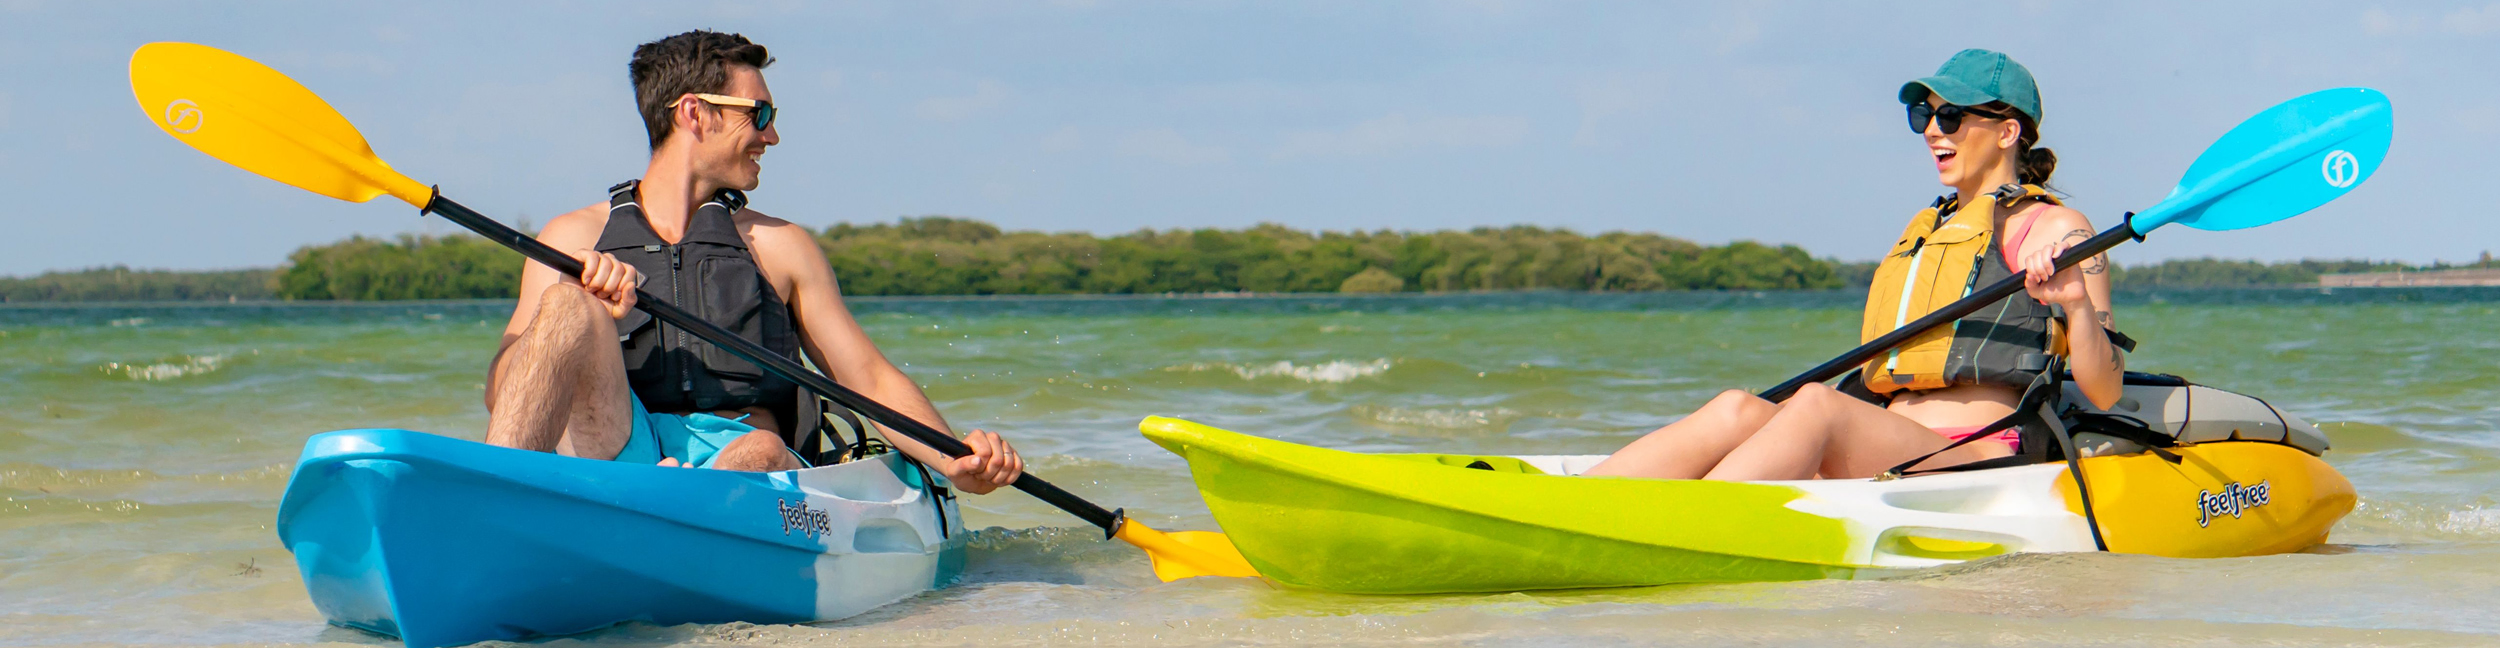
[0,218,2476,301]
[814,217,1839,296]
[274,234,523,301]
[0,266,275,302]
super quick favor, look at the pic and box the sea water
[3,290,2496,647]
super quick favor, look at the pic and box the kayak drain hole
[1876,528,2013,562]
[853,520,925,554]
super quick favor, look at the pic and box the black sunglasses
[1906,103,2010,135]
[685,93,777,131]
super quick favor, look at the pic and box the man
[483,30,1024,494]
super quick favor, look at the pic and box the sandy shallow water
[4,289,2497,646]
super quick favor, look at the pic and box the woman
[1583,49,2125,481]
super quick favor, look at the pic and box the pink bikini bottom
[1930,424,2020,452]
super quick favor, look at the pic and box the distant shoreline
[2319,267,2500,287]
[9,285,2500,311]
[2,221,2486,302]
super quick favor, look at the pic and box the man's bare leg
[486,284,631,460]
[709,430,804,472]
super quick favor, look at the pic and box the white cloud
[2443,2,2500,34]
[1040,126,1083,152]
[1273,114,1531,159]
[1448,0,1522,16]
[2456,104,2500,136]
[1117,128,1229,165]
[1708,12,1762,54]
[915,80,1009,122]
[703,0,803,20]
[2362,7,2423,35]
[1573,72,1675,148]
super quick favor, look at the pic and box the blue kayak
[276,429,966,648]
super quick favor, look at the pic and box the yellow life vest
[1860,184,2067,394]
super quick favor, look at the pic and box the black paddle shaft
[421,191,1128,535]
[1756,218,2139,403]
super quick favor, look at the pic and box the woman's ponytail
[2019,146,2057,186]
[1993,102,2056,188]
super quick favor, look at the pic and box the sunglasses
[1906,103,2011,135]
[680,93,776,131]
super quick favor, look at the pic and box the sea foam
[1167,359,1393,384]
[99,354,228,381]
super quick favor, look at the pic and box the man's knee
[523,284,615,347]
[535,283,600,325]
[716,430,799,472]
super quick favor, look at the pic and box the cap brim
[1899,77,1997,107]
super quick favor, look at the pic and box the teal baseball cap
[1899,49,2042,124]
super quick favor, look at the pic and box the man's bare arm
[748,215,1023,492]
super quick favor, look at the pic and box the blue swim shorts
[611,396,807,469]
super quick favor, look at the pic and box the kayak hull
[277,429,965,648]
[1141,416,2352,594]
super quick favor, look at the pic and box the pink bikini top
[2001,204,2048,273]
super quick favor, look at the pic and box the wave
[1351,404,1523,432]
[1163,358,1392,384]
[97,354,228,381]
[2330,497,2500,545]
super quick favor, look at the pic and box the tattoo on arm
[2097,310,2113,329]
[2056,228,2109,275]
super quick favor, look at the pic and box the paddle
[129,41,1255,582]
[1759,87,2393,402]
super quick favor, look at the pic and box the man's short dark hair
[629,30,773,150]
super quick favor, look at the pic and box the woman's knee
[1786,383,1848,412]
[1700,389,1777,425]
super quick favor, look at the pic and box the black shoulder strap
[1879,361,2113,552]
[1879,370,2060,479]
[2106,328,2138,353]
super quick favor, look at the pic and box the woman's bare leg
[1704,383,2012,481]
[1581,389,1783,479]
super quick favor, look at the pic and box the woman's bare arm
[2019,206,2124,409]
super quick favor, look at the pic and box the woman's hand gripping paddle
[129,42,1257,582]
[1760,88,2393,402]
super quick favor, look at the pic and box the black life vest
[595,180,799,415]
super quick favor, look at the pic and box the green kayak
[1141,395,2351,594]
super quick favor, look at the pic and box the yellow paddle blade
[1113,519,1260,581]
[128,42,432,208]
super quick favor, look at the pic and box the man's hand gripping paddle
[129,42,1255,582]
[1760,87,2393,402]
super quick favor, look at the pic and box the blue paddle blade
[2132,87,2394,234]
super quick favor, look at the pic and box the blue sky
[2,1,2494,275]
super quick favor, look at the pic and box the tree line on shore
[0,218,2479,301]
